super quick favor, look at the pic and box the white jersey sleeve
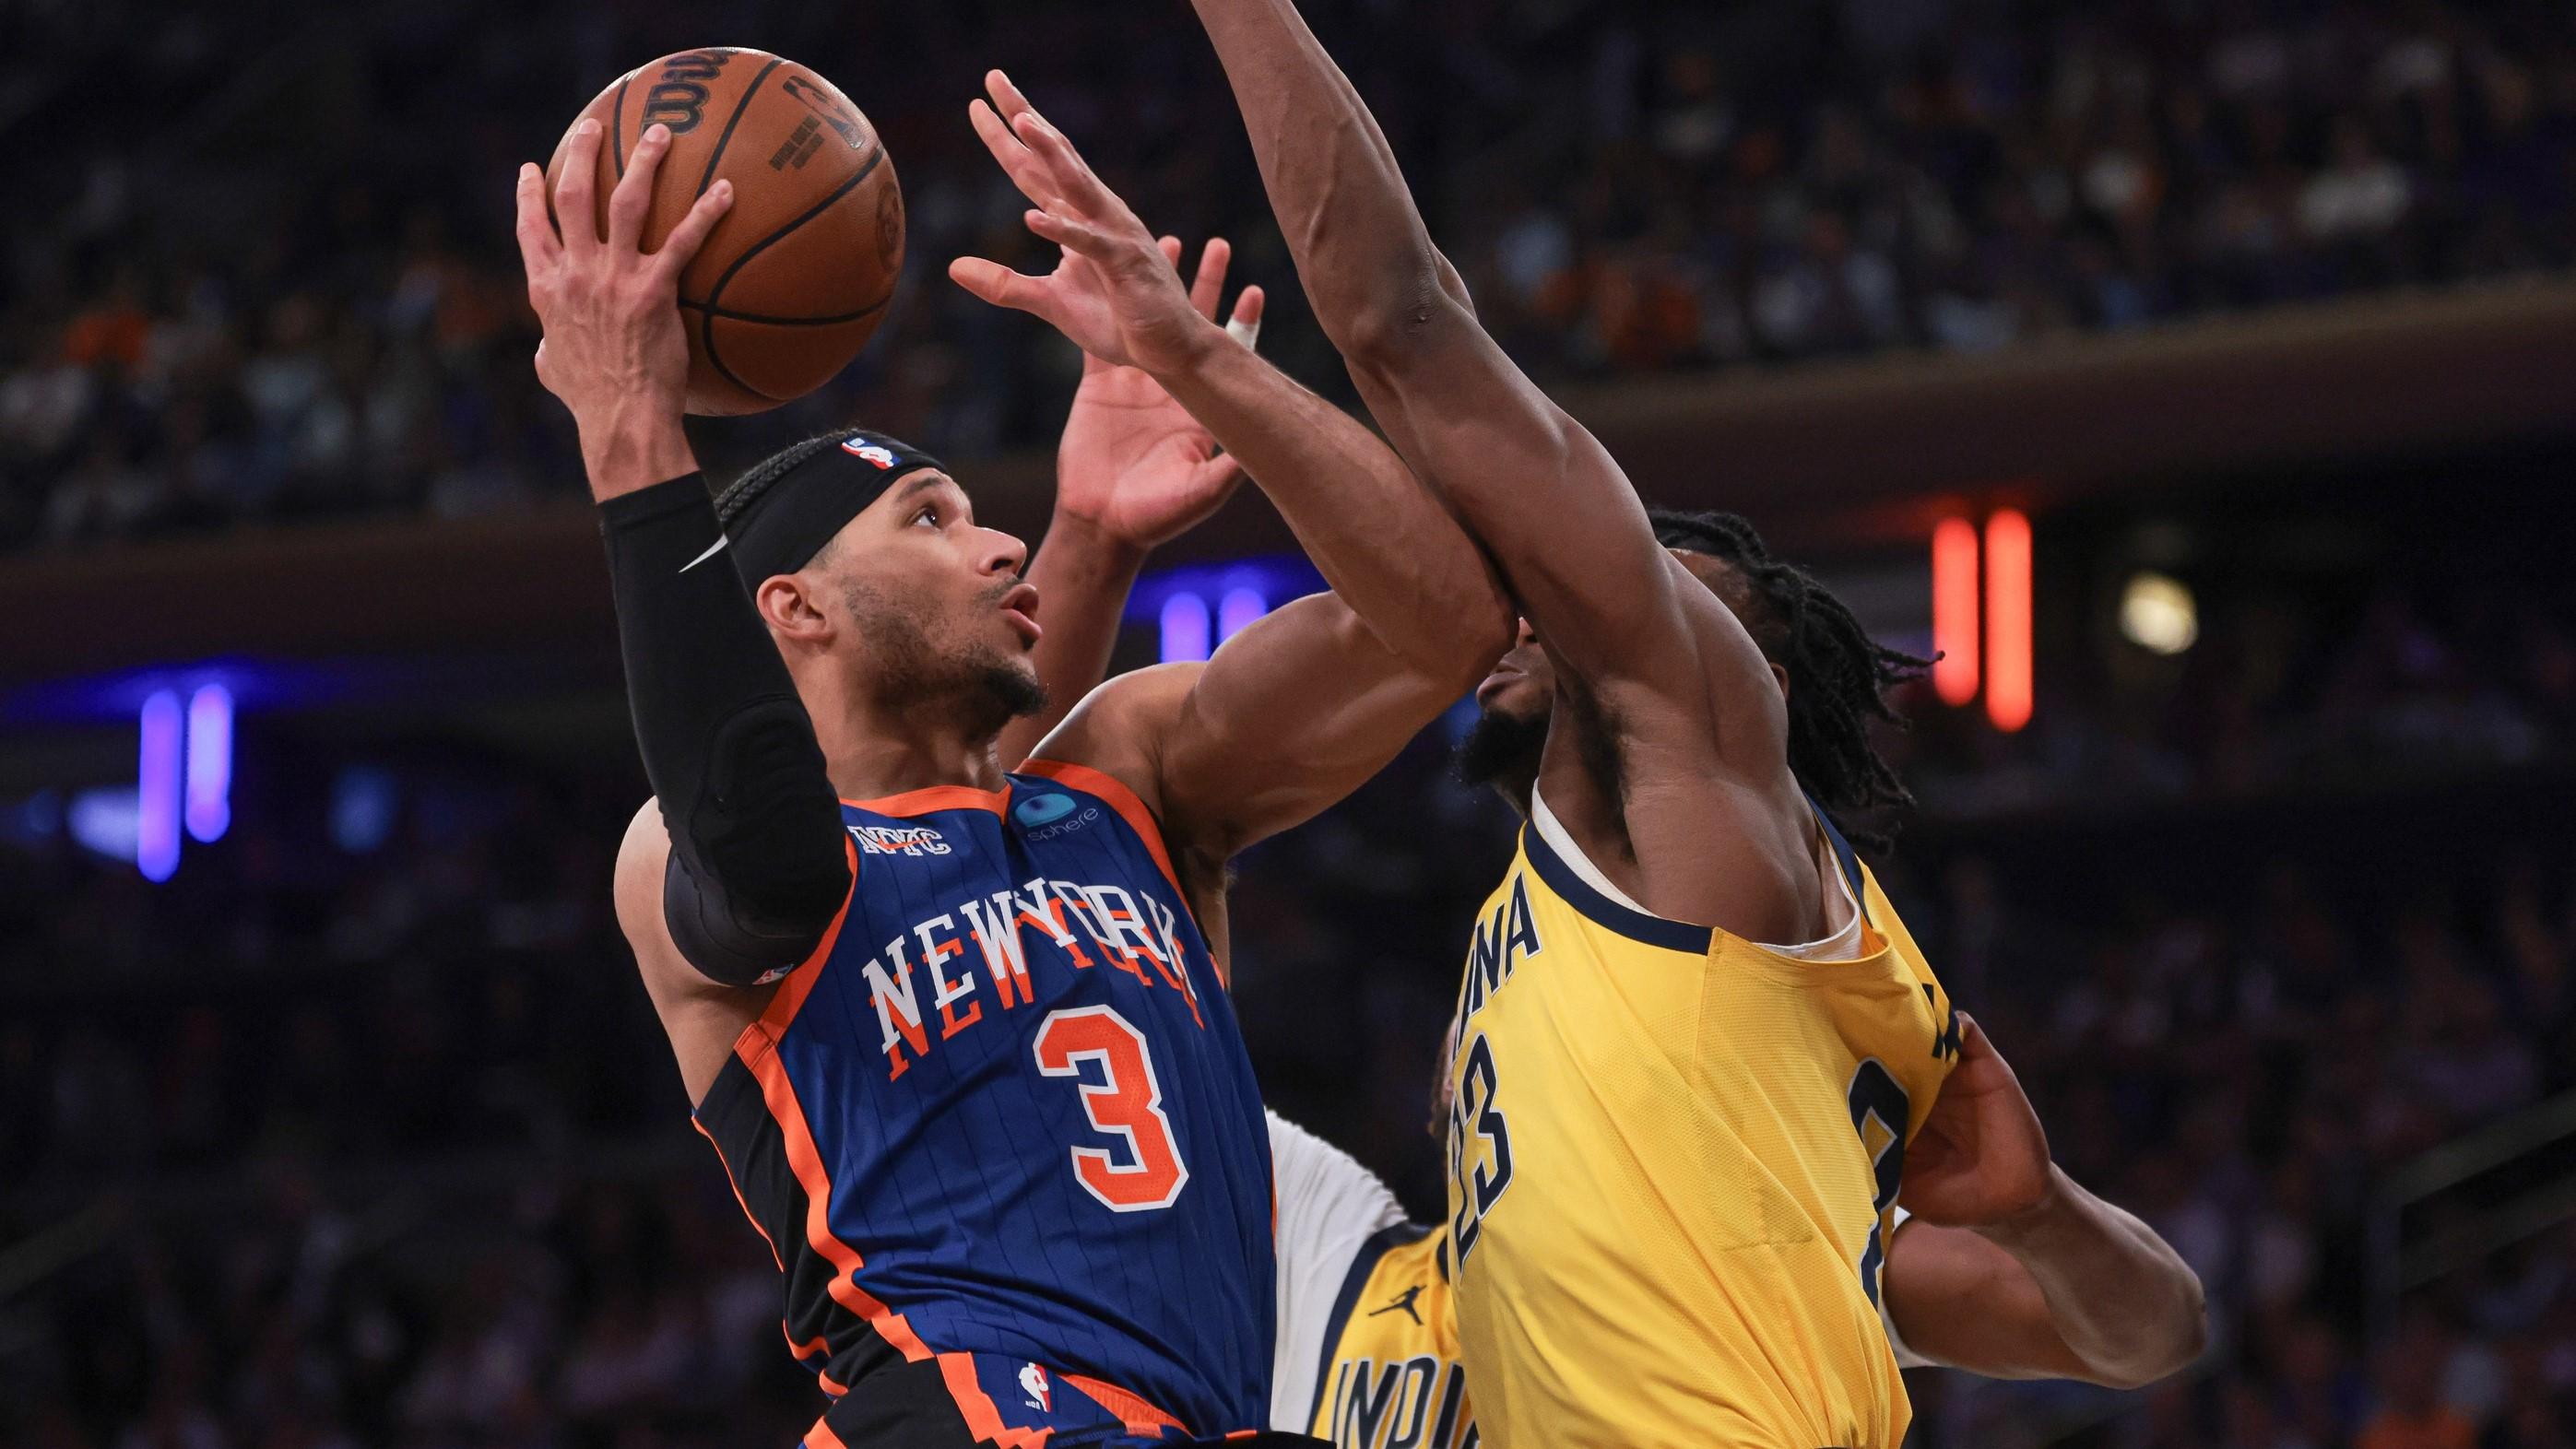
[1881,1206,1935,1370]
[1267,1109,1412,1430]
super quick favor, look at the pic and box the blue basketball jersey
[691,760,1275,1439]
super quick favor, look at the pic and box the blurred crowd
[4,667,2575,1449]
[6,0,2576,550]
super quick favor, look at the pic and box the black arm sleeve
[600,475,852,986]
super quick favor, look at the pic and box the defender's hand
[950,69,1251,378]
[514,119,731,493]
[1056,237,1265,548]
[1899,1016,2058,1230]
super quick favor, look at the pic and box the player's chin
[982,654,1049,720]
[1475,673,1544,719]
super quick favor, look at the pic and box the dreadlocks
[1647,508,1929,848]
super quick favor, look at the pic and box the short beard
[844,580,1048,738]
[1453,704,1547,793]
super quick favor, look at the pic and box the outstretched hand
[1898,1015,2059,1230]
[950,69,1257,378]
[1055,234,1264,548]
[514,119,731,493]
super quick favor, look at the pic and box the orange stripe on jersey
[1064,1372,1186,1435]
[845,783,1009,819]
[786,1329,828,1360]
[938,1353,1054,1448]
[803,1411,852,1449]
[737,1026,932,1362]
[691,1116,784,1272]
[1017,760,1184,899]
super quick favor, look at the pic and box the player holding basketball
[512,112,1507,1447]
[1170,3,2207,1444]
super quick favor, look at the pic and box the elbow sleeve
[601,476,851,986]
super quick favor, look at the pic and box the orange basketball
[545,49,904,416]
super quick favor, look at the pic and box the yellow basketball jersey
[1443,807,1958,1449]
[1306,1228,1476,1449]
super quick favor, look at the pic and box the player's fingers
[1188,237,1232,321]
[969,99,1054,206]
[652,179,733,284]
[554,118,604,258]
[1190,453,1247,499]
[986,68,1038,125]
[1225,285,1266,351]
[513,164,561,277]
[609,124,671,254]
[1158,235,1186,270]
[948,255,1054,318]
[1023,206,1118,261]
[1010,112,1121,220]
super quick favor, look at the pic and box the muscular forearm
[1152,329,1509,683]
[1002,512,1146,765]
[574,400,702,502]
[1978,1168,2210,1387]
[1187,0,1465,355]
[1190,0,1692,683]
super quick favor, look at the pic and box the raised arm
[515,121,850,1014]
[1182,1,1731,707]
[953,72,1507,685]
[952,72,1511,862]
[1886,1018,2209,1388]
[997,242,1263,767]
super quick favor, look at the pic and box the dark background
[5,3,2576,1447]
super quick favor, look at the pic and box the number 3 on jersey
[1034,1006,1189,1211]
[1448,1032,1514,1265]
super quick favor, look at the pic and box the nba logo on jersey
[1020,1361,1052,1412]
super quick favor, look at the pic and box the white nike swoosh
[679,535,730,573]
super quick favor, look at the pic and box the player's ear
[1770,661,1790,702]
[757,574,834,644]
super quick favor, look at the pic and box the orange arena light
[1984,509,2033,732]
[1931,518,1979,706]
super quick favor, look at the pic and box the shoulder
[1269,1110,1412,1271]
[1025,664,1204,824]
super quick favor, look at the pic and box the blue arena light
[1217,586,1269,643]
[331,767,400,854]
[185,685,233,843]
[136,691,183,881]
[68,787,139,863]
[1160,592,1211,664]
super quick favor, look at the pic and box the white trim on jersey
[1882,1205,1935,1370]
[1266,1109,1411,1431]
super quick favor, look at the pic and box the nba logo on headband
[842,439,899,469]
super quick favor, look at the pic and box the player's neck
[800,670,1010,801]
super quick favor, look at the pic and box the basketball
[544,49,904,416]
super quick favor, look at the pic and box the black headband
[722,430,948,588]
